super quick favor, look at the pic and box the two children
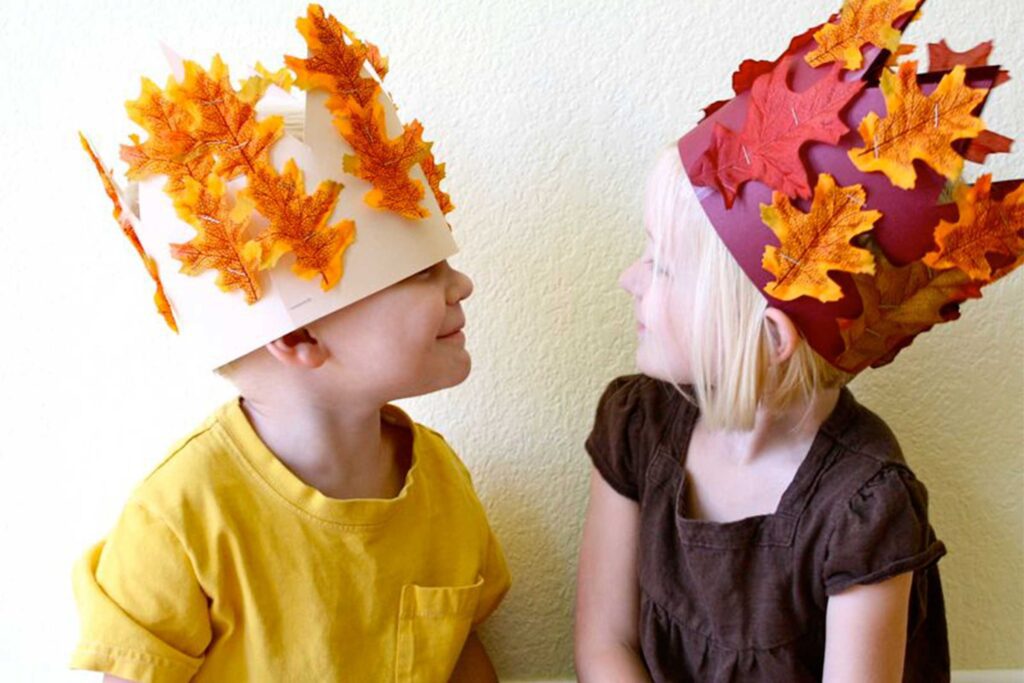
[76,1,1022,681]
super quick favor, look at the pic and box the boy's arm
[822,572,913,683]
[574,468,652,682]
[449,630,498,683]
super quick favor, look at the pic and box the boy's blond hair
[645,149,852,431]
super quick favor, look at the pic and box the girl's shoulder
[584,374,692,501]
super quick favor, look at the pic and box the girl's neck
[238,391,410,501]
[694,387,842,466]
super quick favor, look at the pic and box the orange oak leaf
[923,175,1024,281]
[120,77,214,196]
[926,40,1012,162]
[238,62,297,104]
[365,41,389,80]
[336,97,430,219]
[170,175,263,304]
[806,0,920,71]
[849,61,987,189]
[835,246,983,372]
[285,4,379,112]
[690,59,864,208]
[81,133,179,332]
[761,174,880,302]
[170,56,284,182]
[883,43,916,69]
[418,140,454,216]
[245,161,356,290]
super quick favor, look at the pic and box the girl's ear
[264,328,329,369]
[763,308,801,366]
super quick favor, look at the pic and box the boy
[74,6,510,681]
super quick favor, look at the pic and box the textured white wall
[0,0,1020,679]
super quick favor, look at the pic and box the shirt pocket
[395,575,484,683]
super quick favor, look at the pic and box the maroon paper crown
[677,0,1024,374]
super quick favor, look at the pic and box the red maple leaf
[690,58,864,208]
[702,20,829,120]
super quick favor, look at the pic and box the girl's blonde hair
[645,148,852,431]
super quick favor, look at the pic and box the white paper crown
[82,5,457,369]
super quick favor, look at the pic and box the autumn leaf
[806,0,920,71]
[964,130,1013,164]
[835,247,983,372]
[170,175,263,304]
[81,133,179,332]
[336,97,430,219]
[120,77,214,196]
[418,140,454,215]
[365,41,389,80]
[690,59,864,208]
[171,56,284,181]
[848,61,987,189]
[925,40,1013,162]
[245,161,356,290]
[238,62,297,104]
[285,4,379,112]
[761,174,879,302]
[702,21,827,120]
[883,43,916,69]
[923,175,1024,281]
[928,39,1010,87]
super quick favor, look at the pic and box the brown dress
[585,375,949,682]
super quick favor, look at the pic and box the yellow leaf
[923,175,1024,281]
[849,62,987,189]
[806,0,920,70]
[761,174,879,302]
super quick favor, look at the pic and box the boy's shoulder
[127,398,248,520]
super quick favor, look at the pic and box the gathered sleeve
[822,465,946,597]
[584,375,662,501]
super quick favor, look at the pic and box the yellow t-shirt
[71,399,511,683]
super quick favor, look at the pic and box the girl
[575,1,1021,680]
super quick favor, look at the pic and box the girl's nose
[619,258,644,296]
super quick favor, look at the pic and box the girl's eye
[654,265,672,278]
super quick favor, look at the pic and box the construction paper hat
[677,0,1023,374]
[81,4,457,369]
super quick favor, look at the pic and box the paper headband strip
[678,0,1023,374]
[81,4,454,333]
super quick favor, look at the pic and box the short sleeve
[584,375,654,501]
[823,466,946,597]
[71,501,212,683]
[472,523,512,627]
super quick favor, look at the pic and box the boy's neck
[238,395,411,501]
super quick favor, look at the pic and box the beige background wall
[0,0,1020,679]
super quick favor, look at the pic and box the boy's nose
[447,265,474,303]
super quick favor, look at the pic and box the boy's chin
[392,354,472,401]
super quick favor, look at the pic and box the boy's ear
[264,328,329,369]
[764,308,801,366]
